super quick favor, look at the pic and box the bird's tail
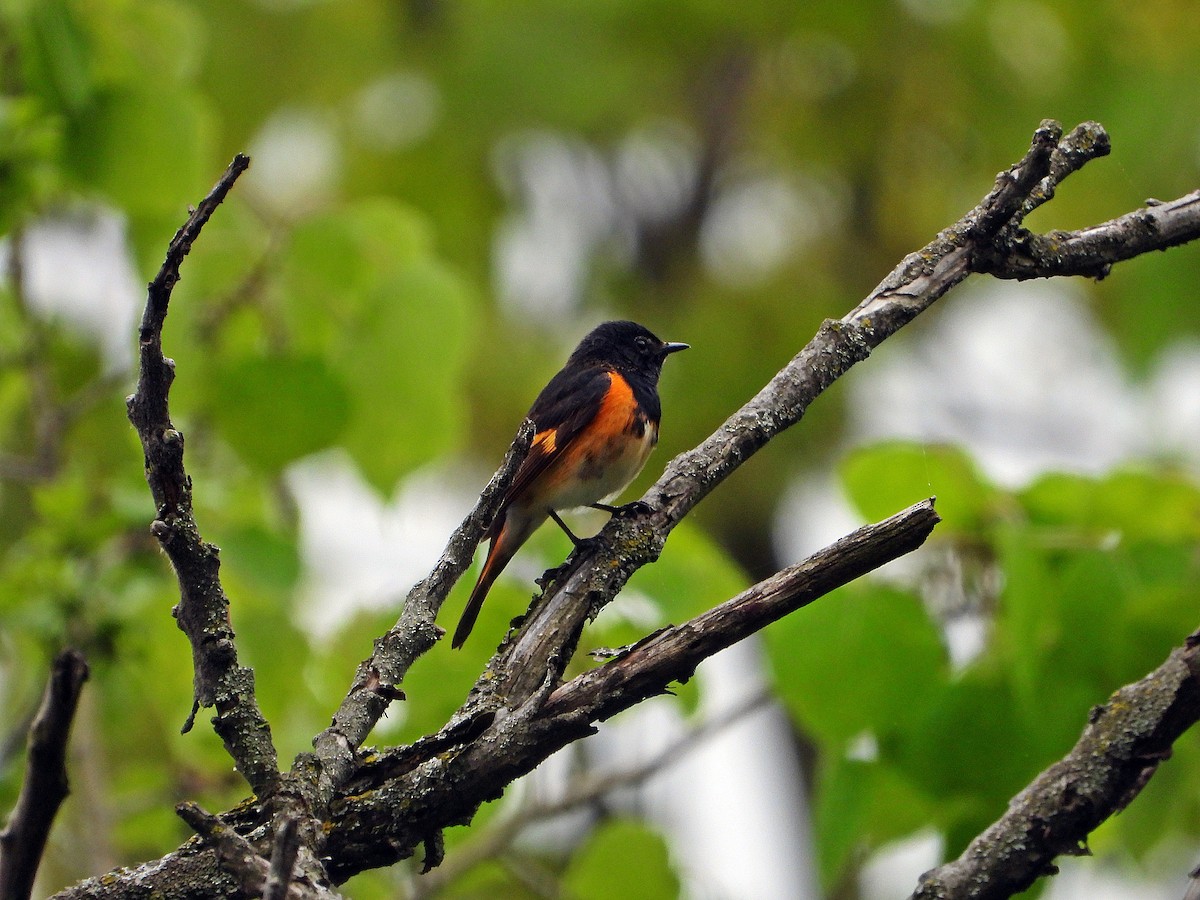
[452,513,519,649]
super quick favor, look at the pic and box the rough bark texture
[309,419,534,805]
[124,154,281,799]
[484,120,1099,705]
[48,121,1200,899]
[0,650,89,900]
[909,629,1200,899]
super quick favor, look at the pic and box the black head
[566,320,688,380]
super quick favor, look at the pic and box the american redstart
[452,320,688,648]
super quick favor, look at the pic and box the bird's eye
[635,336,651,350]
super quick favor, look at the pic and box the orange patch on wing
[533,428,558,454]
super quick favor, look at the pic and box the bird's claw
[612,500,652,519]
[591,500,652,519]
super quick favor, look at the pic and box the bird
[452,320,688,648]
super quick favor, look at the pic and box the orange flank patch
[592,372,640,437]
[558,371,654,494]
[522,371,653,511]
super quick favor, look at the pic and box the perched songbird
[452,320,688,648]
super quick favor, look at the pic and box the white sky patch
[350,71,441,152]
[0,207,141,371]
[522,641,818,900]
[245,107,341,217]
[860,830,944,900]
[1146,340,1200,475]
[612,121,699,227]
[846,279,1144,486]
[591,588,666,632]
[700,166,847,289]
[287,452,478,637]
[491,131,617,322]
[1043,856,1182,900]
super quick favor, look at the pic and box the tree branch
[308,420,534,803]
[175,802,270,898]
[485,120,1105,705]
[976,188,1200,280]
[909,627,1200,900]
[175,804,340,900]
[410,690,773,898]
[54,120,1200,898]
[0,649,89,900]
[263,818,301,900]
[318,499,940,882]
[543,499,940,721]
[125,154,281,798]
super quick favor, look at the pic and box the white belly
[552,420,658,510]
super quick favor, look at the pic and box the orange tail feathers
[452,514,520,649]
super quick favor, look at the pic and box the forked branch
[0,650,89,900]
[54,121,1200,898]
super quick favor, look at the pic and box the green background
[1,0,1199,897]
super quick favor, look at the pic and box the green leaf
[840,442,995,535]
[64,85,212,218]
[335,261,472,489]
[445,859,544,899]
[211,354,351,473]
[19,0,94,114]
[896,670,1033,841]
[1020,469,1200,543]
[282,200,435,348]
[769,583,947,745]
[85,0,208,86]
[0,97,63,232]
[814,756,934,890]
[216,525,301,593]
[563,819,679,900]
[994,523,1198,760]
[280,199,475,491]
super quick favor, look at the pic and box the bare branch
[125,154,281,798]
[410,691,773,898]
[0,650,89,900]
[319,499,940,882]
[309,419,534,802]
[263,818,301,900]
[176,802,268,898]
[544,499,939,721]
[53,120,1200,899]
[976,189,1200,281]
[488,122,1088,705]
[174,805,339,900]
[1015,120,1111,221]
[909,627,1200,899]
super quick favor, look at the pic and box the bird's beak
[663,341,690,355]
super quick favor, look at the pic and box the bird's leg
[548,507,605,558]
[538,510,599,590]
[548,509,584,546]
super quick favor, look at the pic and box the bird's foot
[590,500,652,519]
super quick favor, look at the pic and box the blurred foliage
[1,0,1199,897]
[773,449,1200,891]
